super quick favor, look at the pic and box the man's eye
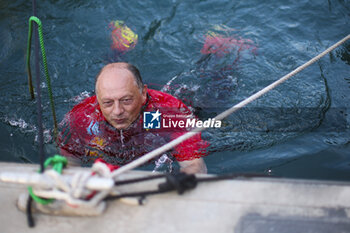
[103,101,113,106]
[121,99,133,104]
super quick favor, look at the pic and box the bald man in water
[58,62,208,174]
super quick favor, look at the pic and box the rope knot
[159,173,197,194]
[44,154,67,172]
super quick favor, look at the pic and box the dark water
[0,0,349,180]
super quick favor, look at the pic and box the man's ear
[142,84,148,102]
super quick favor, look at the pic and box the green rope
[28,155,68,205]
[26,16,58,138]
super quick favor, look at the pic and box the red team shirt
[57,89,209,166]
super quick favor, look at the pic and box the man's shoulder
[148,89,186,108]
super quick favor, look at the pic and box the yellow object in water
[109,20,138,52]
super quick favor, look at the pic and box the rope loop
[28,155,67,205]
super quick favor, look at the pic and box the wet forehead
[96,67,139,100]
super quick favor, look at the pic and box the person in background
[162,25,257,118]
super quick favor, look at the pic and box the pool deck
[1,162,350,233]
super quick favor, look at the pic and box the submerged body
[58,63,208,173]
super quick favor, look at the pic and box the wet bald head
[95,62,144,95]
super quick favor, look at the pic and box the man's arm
[178,157,207,174]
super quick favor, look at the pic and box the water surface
[0,0,349,180]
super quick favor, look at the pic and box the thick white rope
[30,162,115,207]
[1,162,117,207]
[111,34,350,178]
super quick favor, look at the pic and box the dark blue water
[0,0,349,180]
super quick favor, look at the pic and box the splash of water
[152,154,174,173]
[4,117,53,144]
[69,90,91,103]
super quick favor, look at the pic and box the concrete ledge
[1,162,350,233]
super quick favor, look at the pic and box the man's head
[95,62,147,130]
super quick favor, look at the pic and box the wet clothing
[57,89,209,166]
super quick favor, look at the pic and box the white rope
[0,161,118,208]
[31,170,93,206]
[111,34,350,178]
[30,162,115,207]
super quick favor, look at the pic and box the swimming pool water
[0,0,349,180]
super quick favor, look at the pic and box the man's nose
[112,101,124,116]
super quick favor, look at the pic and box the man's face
[96,67,147,130]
